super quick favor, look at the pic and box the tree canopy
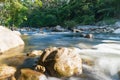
[0,0,120,28]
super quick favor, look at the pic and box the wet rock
[38,47,82,77]
[0,64,16,80]
[35,65,46,73]
[27,50,43,57]
[79,33,86,37]
[18,68,47,80]
[73,29,83,33]
[84,34,93,38]
[52,25,65,32]
[0,26,24,53]
[82,58,94,66]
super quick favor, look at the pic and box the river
[21,31,120,80]
[1,30,120,80]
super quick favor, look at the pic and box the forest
[0,0,120,28]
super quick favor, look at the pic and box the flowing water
[1,31,120,80]
[21,31,120,80]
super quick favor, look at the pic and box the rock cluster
[0,46,83,80]
[37,47,82,77]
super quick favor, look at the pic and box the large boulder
[0,64,16,80]
[52,25,65,32]
[0,26,24,53]
[37,47,82,77]
[13,31,21,36]
[18,68,47,80]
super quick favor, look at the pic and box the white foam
[113,28,120,34]
[47,77,62,80]
[93,43,120,50]
[102,40,120,43]
[95,57,120,80]
[76,43,92,49]
[77,42,120,80]
[78,43,120,56]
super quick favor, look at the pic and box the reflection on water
[0,45,24,64]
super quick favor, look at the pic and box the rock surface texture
[0,64,16,79]
[38,47,82,77]
[27,50,43,57]
[19,68,47,80]
[0,26,24,53]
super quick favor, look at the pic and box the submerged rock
[3,55,27,67]
[82,58,94,66]
[37,47,82,77]
[0,26,24,53]
[18,68,47,80]
[84,34,93,38]
[0,64,16,80]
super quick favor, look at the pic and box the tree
[1,0,120,27]
[0,0,28,27]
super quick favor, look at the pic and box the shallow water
[0,46,24,64]
[21,32,120,80]
[1,31,120,80]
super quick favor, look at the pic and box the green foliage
[97,18,117,25]
[64,20,77,28]
[0,0,120,27]
[34,0,42,7]
[81,15,95,25]
[45,14,57,27]
[0,0,28,27]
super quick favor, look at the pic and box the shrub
[64,20,77,29]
